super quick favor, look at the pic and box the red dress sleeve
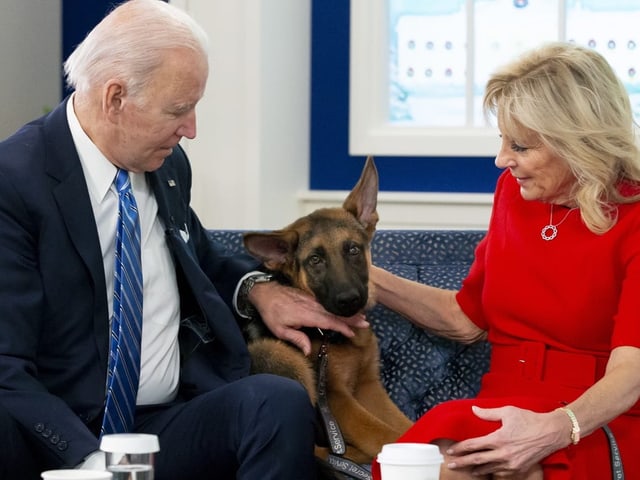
[454,171,511,331]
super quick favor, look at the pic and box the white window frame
[350,0,640,157]
[349,0,502,157]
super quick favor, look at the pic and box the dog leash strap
[316,336,346,455]
[327,454,373,480]
[602,424,624,479]
[316,332,372,480]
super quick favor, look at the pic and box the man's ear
[102,80,126,120]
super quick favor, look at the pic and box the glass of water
[100,433,159,480]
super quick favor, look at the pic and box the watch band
[237,273,273,319]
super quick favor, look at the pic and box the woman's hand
[249,281,370,355]
[445,406,567,477]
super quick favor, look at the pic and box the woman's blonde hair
[484,42,640,234]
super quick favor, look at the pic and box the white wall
[0,0,61,140]
[171,0,311,230]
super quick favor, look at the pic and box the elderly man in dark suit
[0,1,367,479]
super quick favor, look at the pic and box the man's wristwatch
[237,273,274,319]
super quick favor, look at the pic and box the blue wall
[62,0,169,96]
[61,0,115,97]
[62,0,501,194]
[310,0,500,193]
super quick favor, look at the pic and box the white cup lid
[100,433,160,454]
[41,470,113,479]
[377,442,444,466]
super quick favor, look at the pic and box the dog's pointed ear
[342,156,379,235]
[243,230,299,270]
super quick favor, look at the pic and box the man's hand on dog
[249,282,370,355]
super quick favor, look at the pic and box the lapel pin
[168,179,176,187]
[179,223,190,243]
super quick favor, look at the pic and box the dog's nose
[334,289,364,317]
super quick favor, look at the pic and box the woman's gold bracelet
[557,406,581,445]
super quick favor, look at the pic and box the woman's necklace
[540,205,578,241]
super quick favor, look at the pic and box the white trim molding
[298,190,493,230]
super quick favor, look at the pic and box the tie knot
[115,169,131,193]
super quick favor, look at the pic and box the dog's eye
[348,245,361,256]
[308,254,323,265]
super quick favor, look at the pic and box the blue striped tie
[101,169,143,436]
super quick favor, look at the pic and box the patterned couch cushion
[369,230,490,420]
[208,229,490,421]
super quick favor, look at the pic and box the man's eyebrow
[169,103,196,114]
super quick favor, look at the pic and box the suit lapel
[148,162,186,234]
[43,99,110,364]
[148,155,251,381]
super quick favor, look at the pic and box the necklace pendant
[541,224,558,241]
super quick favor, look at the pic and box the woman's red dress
[372,171,640,479]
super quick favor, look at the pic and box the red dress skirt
[371,354,640,479]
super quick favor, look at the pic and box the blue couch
[208,229,491,421]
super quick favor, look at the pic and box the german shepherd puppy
[242,157,413,465]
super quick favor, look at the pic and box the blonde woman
[371,42,640,479]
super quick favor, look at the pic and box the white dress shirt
[66,96,180,406]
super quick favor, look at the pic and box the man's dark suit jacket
[0,98,260,467]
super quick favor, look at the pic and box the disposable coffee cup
[41,470,112,480]
[377,442,443,480]
[100,433,160,480]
